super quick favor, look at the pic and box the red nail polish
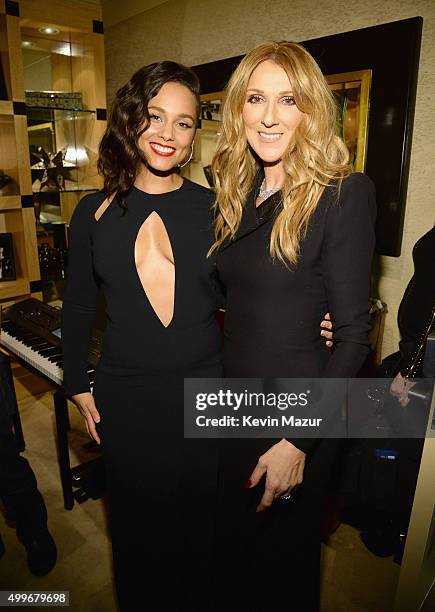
[244,479,252,488]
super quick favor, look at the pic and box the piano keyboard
[1,319,64,386]
[0,298,100,390]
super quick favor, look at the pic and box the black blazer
[217,172,377,453]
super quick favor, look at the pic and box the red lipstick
[149,142,176,157]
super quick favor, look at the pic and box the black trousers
[0,353,48,546]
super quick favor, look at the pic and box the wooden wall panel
[71,33,106,111]
[0,196,21,211]
[6,15,25,101]
[20,0,102,32]
[0,13,12,100]
[52,53,73,93]
[14,115,32,195]
[22,207,39,281]
[1,209,27,279]
[0,115,19,195]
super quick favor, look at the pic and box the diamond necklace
[258,178,281,200]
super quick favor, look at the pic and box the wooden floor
[0,357,409,611]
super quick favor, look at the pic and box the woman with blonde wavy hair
[212,41,376,610]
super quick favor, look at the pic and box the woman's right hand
[71,392,101,444]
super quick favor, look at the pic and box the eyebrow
[148,105,195,122]
[246,89,294,95]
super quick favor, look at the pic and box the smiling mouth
[258,132,283,142]
[150,142,176,156]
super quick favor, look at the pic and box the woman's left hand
[320,312,333,348]
[246,439,306,512]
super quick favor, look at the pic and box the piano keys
[0,298,101,389]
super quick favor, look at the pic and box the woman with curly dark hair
[61,61,222,611]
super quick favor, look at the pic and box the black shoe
[0,534,5,558]
[22,529,57,576]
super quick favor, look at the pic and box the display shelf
[27,106,96,115]
[35,188,97,199]
[0,101,13,115]
[24,45,104,198]
[0,209,28,280]
[27,105,101,193]
[58,187,97,193]
[0,196,21,211]
[33,189,97,227]
[0,2,39,309]
[59,189,98,224]
[0,114,20,196]
[0,0,105,307]
[0,278,30,301]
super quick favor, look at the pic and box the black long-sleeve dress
[215,171,376,612]
[61,180,222,612]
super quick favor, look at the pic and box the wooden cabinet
[0,0,106,305]
[0,5,36,302]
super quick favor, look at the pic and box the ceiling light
[38,27,60,35]
[21,41,34,47]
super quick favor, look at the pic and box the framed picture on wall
[0,233,16,281]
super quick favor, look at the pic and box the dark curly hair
[98,61,200,206]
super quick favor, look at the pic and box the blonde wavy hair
[210,41,352,265]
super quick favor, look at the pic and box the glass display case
[0,9,35,302]
[0,0,105,305]
[22,30,102,234]
[27,106,98,196]
[16,12,106,301]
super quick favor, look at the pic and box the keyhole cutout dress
[62,179,222,612]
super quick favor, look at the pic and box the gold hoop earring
[178,143,194,168]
